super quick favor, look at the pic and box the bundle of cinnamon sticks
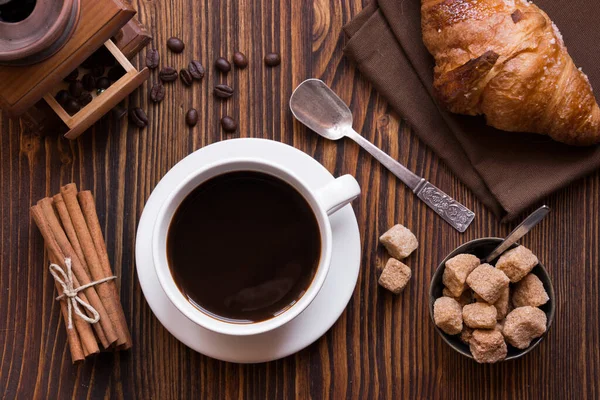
[31,183,131,363]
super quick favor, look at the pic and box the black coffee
[167,171,321,323]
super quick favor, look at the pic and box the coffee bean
[264,52,281,67]
[129,107,148,128]
[220,116,237,132]
[55,90,71,106]
[188,60,205,80]
[91,65,104,77]
[146,48,160,69]
[78,91,93,107]
[215,57,231,73]
[233,51,248,69]
[159,67,178,82]
[108,65,125,81]
[68,80,84,98]
[180,69,193,86]
[63,69,79,82]
[96,77,111,90]
[150,83,166,103]
[186,109,198,127]
[167,37,185,53]
[63,99,81,115]
[82,74,96,91]
[214,84,234,98]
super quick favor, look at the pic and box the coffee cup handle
[315,175,361,216]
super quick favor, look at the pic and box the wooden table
[1,1,598,399]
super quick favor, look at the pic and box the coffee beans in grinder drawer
[53,46,126,116]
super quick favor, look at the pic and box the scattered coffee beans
[108,65,125,81]
[214,84,234,98]
[63,69,79,82]
[220,116,237,132]
[186,108,198,126]
[159,67,178,82]
[96,77,111,90]
[146,48,160,69]
[91,65,104,77]
[188,60,205,80]
[180,69,193,86]
[64,99,81,115]
[150,83,166,103]
[68,80,84,98]
[82,74,96,91]
[167,37,185,53]
[55,90,70,106]
[264,52,281,67]
[215,57,231,73]
[129,107,148,128]
[78,91,93,107]
[232,51,248,68]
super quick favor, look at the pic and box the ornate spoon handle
[414,180,475,233]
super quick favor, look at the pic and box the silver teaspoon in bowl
[482,205,551,263]
[290,78,475,233]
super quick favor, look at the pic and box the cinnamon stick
[53,194,89,275]
[37,198,119,348]
[60,184,130,348]
[31,205,97,362]
[58,301,85,363]
[78,190,132,349]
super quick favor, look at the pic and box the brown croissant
[421,0,600,146]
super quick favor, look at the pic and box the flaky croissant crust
[421,0,600,145]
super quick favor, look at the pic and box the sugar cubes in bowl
[429,238,555,363]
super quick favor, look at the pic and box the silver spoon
[290,78,475,233]
[482,205,551,263]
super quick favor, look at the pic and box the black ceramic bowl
[429,238,556,362]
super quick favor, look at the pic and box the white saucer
[135,138,361,363]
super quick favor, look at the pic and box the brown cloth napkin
[344,0,600,220]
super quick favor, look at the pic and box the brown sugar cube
[462,302,497,329]
[512,274,550,308]
[494,286,510,320]
[496,245,538,283]
[469,329,507,363]
[502,306,547,349]
[466,264,510,304]
[379,224,418,259]
[378,258,411,294]
[443,287,472,307]
[442,254,480,297]
[460,326,474,344]
[433,297,463,335]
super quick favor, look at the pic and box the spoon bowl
[290,78,352,140]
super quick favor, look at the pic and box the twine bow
[49,258,116,329]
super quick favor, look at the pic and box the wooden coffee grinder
[0,0,151,138]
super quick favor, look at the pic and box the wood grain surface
[1,0,599,399]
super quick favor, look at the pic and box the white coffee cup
[152,157,360,336]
